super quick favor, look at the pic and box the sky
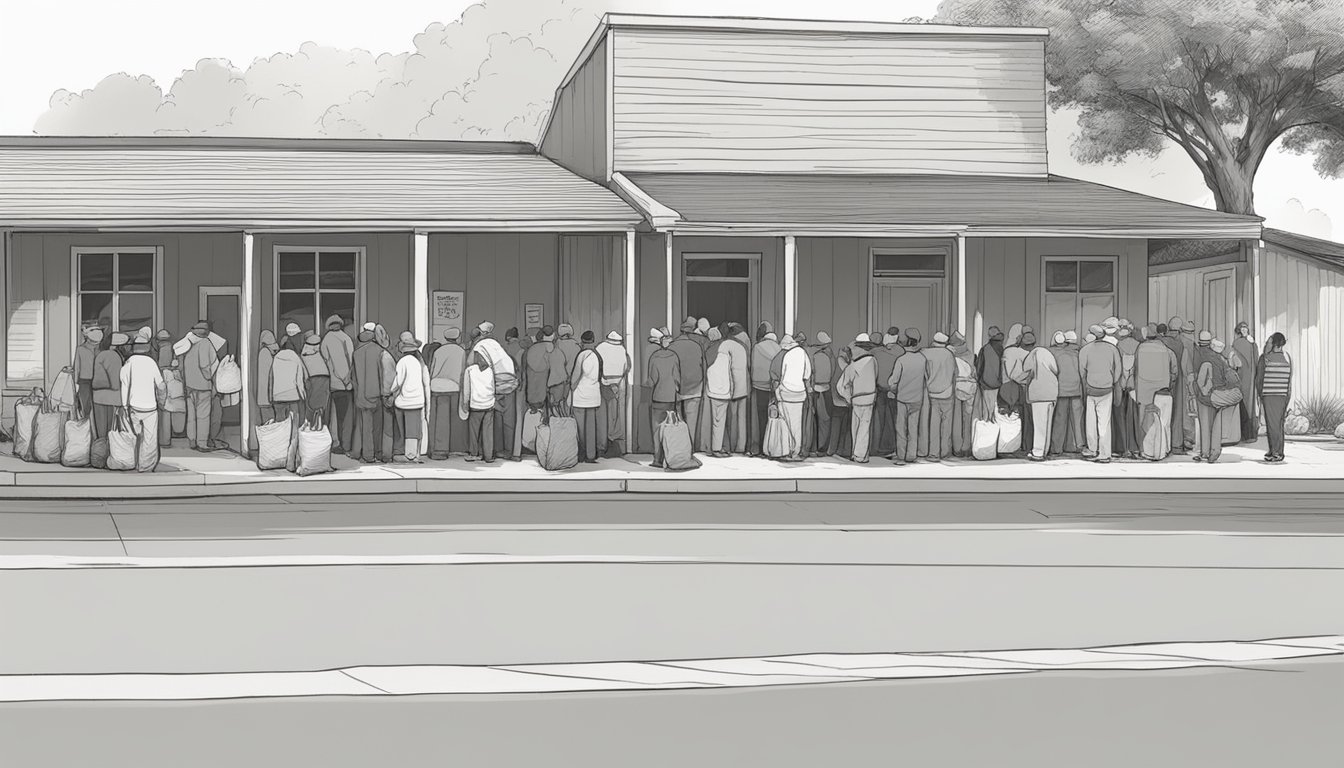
[0,0,1338,240]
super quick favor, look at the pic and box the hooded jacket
[1052,341,1082,398]
[430,342,466,394]
[836,349,877,407]
[975,340,1004,390]
[524,340,559,405]
[750,337,782,390]
[722,336,749,397]
[1078,340,1123,397]
[1134,339,1178,405]
[321,325,355,391]
[810,345,834,392]
[646,345,681,403]
[270,348,307,403]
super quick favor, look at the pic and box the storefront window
[276,249,359,334]
[76,249,158,336]
[1043,258,1115,338]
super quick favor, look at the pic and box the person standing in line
[949,332,975,457]
[669,319,707,452]
[646,329,681,468]
[1021,331,1058,462]
[595,330,631,458]
[280,322,302,354]
[809,332,835,458]
[391,336,430,463]
[524,326,557,419]
[703,328,734,457]
[181,323,217,452]
[693,318,712,352]
[1001,323,1034,456]
[73,322,101,418]
[350,323,385,463]
[1078,324,1122,463]
[750,330,782,455]
[459,349,496,463]
[269,328,308,428]
[1193,331,1228,464]
[1114,321,1141,458]
[154,329,177,448]
[429,327,466,460]
[975,326,1005,422]
[321,315,355,455]
[89,331,124,440]
[256,330,278,426]
[1179,320,1199,451]
[376,325,401,457]
[921,332,957,461]
[554,324,580,376]
[544,327,571,417]
[888,330,927,466]
[119,332,166,472]
[835,341,876,463]
[471,321,519,461]
[570,331,604,463]
[1233,322,1259,443]
[722,323,750,454]
[868,329,900,458]
[827,344,853,457]
[300,332,330,426]
[504,328,526,373]
[1255,332,1291,463]
[1160,319,1193,455]
[1134,324,1178,452]
[774,334,812,462]
[1049,330,1083,456]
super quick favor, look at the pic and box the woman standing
[391,336,430,462]
[1255,332,1292,463]
[300,332,330,425]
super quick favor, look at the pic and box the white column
[413,232,429,344]
[783,235,797,336]
[240,231,255,453]
[956,233,968,337]
[1253,239,1264,343]
[625,229,637,449]
[664,231,674,332]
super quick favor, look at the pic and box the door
[871,278,943,339]
[200,287,242,428]
[1203,269,1236,344]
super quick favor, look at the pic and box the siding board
[540,37,609,182]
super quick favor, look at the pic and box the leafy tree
[936,0,1344,215]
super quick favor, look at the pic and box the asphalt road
[2,492,1342,674]
[3,659,1341,768]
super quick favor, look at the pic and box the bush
[1334,422,1344,440]
[1292,395,1344,434]
[1285,414,1311,436]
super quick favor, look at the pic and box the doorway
[200,286,242,428]
[683,254,758,329]
[871,278,944,339]
[1203,268,1236,344]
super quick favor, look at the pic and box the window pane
[80,253,114,292]
[118,252,155,291]
[319,251,357,290]
[873,253,945,275]
[1043,293,1077,339]
[1080,294,1115,333]
[118,293,154,333]
[1044,261,1078,292]
[80,293,114,330]
[685,258,751,279]
[1079,261,1114,293]
[278,252,316,290]
[319,292,355,330]
[278,292,316,338]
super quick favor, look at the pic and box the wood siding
[539,37,609,182]
[427,234,558,336]
[633,233,667,453]
[559,234,625,339]
[610,28,1046,175]
[1261,244,1344,403]
[1148,259,1251,345]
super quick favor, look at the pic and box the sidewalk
[0,437,1339,499]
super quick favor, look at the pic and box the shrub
[1285,414,1311,436]
[1292,395,1344,434]
[1334,423,1344,440]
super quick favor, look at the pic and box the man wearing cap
[119,332,165,472]
[555,324,581,378]
[350,323,386,462]
[836,340,876,463]
[429,328,467,459]
[722,324,751,454]
[1078,324,1123,463]
[809,332,835,457]
[1194,331,1229,463]
[300,332,330,428]
[596,330,632,457]
[470,322,519,461]
[504,328,526,373]
[1114,322,1142,459]
[1021,332,1058,461]
[1161,318,1193,454]
[949,332,976,457]
[391,335,430,462]
[1135,324,1178,458]
[281,322,303,354]
[89,331,126,440]
[922,331,957,461]
[888,330,927,465]
[869,328,902,457]
[256,330,279,426]
[1050,330,1084,456]
[646,330,681,467]
[750,330,782,456]
[773,334,812,461]
[670,318,707,452]
[1233,321,1259,442]
[569,331,604,463]
[1179,320,1199,449]
[181,322,219,451]
[73,322,103,418]
[320,315,355,455]
[523,326,558,425]
[703,328,734,457]
[153,329,179,448]
[975,326,1005,422]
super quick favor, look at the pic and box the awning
[0,138,642,231]
[618,172,1262,239]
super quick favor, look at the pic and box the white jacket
[460,363,496,416]
[119,355,165,413]
[391,355,430,409]
[571,348,603,409]
[776,346,812,403]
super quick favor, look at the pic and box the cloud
[1262,198,1334,240]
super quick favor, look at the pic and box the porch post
[956,233,967,337]
[664,231,674,331]
[783,234,797,336]
[1252,239,1264,344]
[625,229,637,449]
[240,231,255,453]
[413,232,429,344]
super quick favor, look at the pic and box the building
[1,14,1264,454]
[1151,228,1344,406]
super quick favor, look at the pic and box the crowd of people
[58,309,1294,473]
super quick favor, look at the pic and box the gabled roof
[1263,228,1344,271]
[618,172,1263,239]
[0,137,641,231]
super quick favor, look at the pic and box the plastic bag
[971,419,999,461]
[520,407,543,453]
[214,355,242,395]
[62,411,94,468]
[12,387,44,461]
[255,417,293,471]
[996,412,1022,454]
[294,418,333,476]
[162,369,187,413]
[762,403,793,459]
[50,368,77,412]
[655,411,700,471]
[106,410,137,471]
[32,398,69,464]
[536,417,580,471]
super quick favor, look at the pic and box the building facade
[1,14,1264,453]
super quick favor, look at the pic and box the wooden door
[871,278,943,339]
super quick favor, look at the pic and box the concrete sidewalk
[0,437,1339,499]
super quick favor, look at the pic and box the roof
[1263,228,1344,270]
[602,13,1049,38]
[619,172,1263,239]
[0,137,641,231]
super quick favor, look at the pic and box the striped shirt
[1257,351,1292,397]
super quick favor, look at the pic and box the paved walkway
[0,437,1339,498]
[1,635,1338,701]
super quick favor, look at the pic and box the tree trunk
[1206,156,1258,216]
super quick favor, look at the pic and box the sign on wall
[433,291,464,327]
[524,303,544,329]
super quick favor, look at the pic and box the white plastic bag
[255,417,293,471]
[971,419,999,461]
[996,412,1022,454]
[214,354,242,395]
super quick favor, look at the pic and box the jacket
[775,346,812,403]
[1234,337,1259,403]
[888,350,927,404]
[646,347,681,403]
[871,346,899,392]
[524,341,558,405]
[182,336,217,391]
[430,343,466,394]
[1052,344,1082,398]
[1160,334,1189,399]
[91,350,123,406]
[810,346,834,392]
[321,330,355,391]
[595,341,631,386]
[1022,346,1059,403]
[1195,347,1230,408]
[472,337,517,395]
[571,348,603,408]
[1078,341,1122,397]
[836,352,877,407]
[705,341,733,400]
[1256,350,1292,398]
[1002,346,1030,386]
[73,341,98,382]
[669,334,705,397]
[392,355,430,409]
[723,338,750,398]
[923,345,957,399]
[750,339,781,390]
[555,337,581,376]
[119,354,164,412]
[975,341,1003,389]
[256,347,275,406]
[1117,337,1139,389]
[1134,340,1178,406]
[460,360,496,415]
[301,348,329,378]
[269,349,307,403]
[351,342,386,409]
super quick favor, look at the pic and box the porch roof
[0,137,641,231]
[620,172,1263,239]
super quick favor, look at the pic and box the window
[275,249,360,334]
[873,252,946,277]
[76,249,158,338]
[1042,258,1116,338]
[683,254,756,329]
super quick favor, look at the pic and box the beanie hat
[816,331,831,345]
[1020,332,1036,347]
[904,328,922,345]
[581,330,595,343]
[1052,331,1066,345]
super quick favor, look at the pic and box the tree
[936,0,1344,215]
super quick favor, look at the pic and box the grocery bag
[106,409,138,471]
[762,403,793,459]
[50,367,77,412]
[32,398,69,464]
[12,387,44,461]
[520,407,543,454]
[294,418,334,476]
[535,416,580,471]
[996,412,1022,455]
[971,418,1000,461]
[214,355,242,395]
[655,411,701,471]
[255,416,293,471]
[62,408,94,468]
